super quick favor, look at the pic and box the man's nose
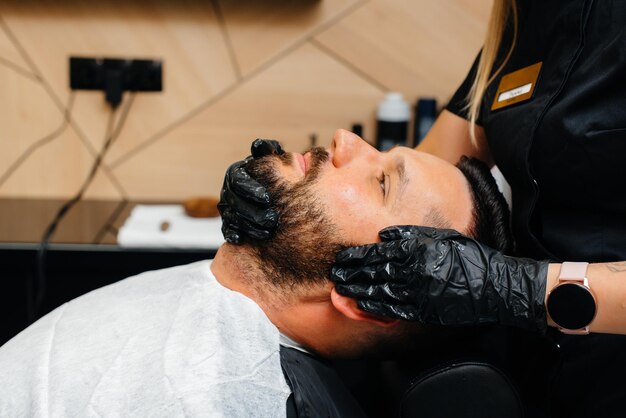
[331,129,378,167]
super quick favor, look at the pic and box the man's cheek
[331,186,385,242]
[335,186,364,214]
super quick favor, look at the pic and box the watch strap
[559,262,589,282]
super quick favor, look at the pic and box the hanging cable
[33,93,135,319]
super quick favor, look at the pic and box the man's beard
[243,147,345,292]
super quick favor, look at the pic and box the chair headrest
[400,361,524,418]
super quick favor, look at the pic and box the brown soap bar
[183,197,220,218]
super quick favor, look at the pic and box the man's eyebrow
[392,156,409,212]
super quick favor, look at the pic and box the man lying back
[0,129,513,417]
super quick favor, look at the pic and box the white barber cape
[0,260,291,417]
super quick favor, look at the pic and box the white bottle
[376,92,410,151]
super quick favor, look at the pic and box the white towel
[118,205,224,249]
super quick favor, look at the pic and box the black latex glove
[332,225,549,333]
[217,139,284,244]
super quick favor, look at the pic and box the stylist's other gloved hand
[331,225,549,333]
[217,139,284,244]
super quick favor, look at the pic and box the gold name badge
[491,62,542,111]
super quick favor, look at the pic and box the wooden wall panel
[314,0,492,105]
[112,43,383,200]
[1,0,237,164]
[0,23,29,71]
[0,0,491,200]
[219,0,361,77]
[0,125,121,199]
[0,65,62,186]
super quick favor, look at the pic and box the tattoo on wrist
[607,262,626,273]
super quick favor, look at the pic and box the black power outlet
[69,56,163,107]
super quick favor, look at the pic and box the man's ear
[330,287,400,328]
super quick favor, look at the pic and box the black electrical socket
[69,56,162,107]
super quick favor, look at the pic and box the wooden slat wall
[0,0,491,201]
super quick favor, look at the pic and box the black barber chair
[285,349,525,418]
[399,361,524,418]
[333,326,558,418]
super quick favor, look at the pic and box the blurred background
[0,0,491,343]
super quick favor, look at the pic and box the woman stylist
[332,1,626,417]
[218,1,626,416]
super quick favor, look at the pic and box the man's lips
[292,148,329,176]
[303,152,311,174]
[294,152,308,175]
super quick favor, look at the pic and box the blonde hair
[467,0,518,145]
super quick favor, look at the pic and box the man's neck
[211,245,343,357]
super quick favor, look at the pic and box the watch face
[547,283,597,330]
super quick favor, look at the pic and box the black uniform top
[447,1,626,417]
[447,0,626,263]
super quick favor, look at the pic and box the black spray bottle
[413,97,437,146]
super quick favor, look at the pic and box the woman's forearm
[546,262,626,334]
[417,110,493,165]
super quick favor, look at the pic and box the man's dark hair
[456,156,515,255]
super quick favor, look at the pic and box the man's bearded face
[240,130,513,292]
[244,147,346,290]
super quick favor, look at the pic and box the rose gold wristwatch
[546,262,597,335]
